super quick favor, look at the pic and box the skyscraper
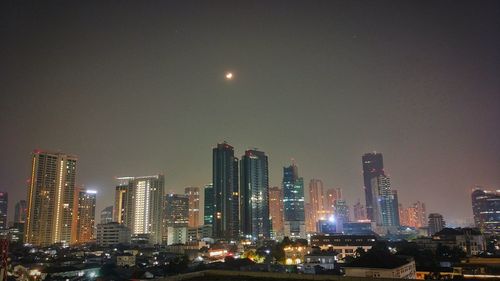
[185,187,200,228]
[269,186,284,239]
[283,162,305,238]
[0,192,7,229]
[212,143,239,240]
[471,187,500,235]
[100,206,113,224]
[308,179,326,232]
[334,199,350,223]
[353,199,366,221]
[325,187,342,214]
[72,188,96,244]
[114,183,129,224]
[25,150,77,246]
[14,200,27,223]
[371,175,399,227]
[240,149,271,240]
[362,152,385,221]
[428,213,445,236]
[115,175,165,244]
[165,194,189,244]
[203,183,214,226]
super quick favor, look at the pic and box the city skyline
[1,1,499,226]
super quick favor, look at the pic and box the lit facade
[325,187,342,214]
[283,163,305,238]
[165,194,189,244]
[471,187,500,235]
[212,143,239,240]
[308,179,326,232]
[72,188,96,243]
[240,149,271,240]
[353,199,366,221]
[0,192,7,229]
[371,175,399,227]
[185,187,200,227]
[268,186,284,238]
[203,183,214,226]
[25,150,77,246]
[115,175,165,244]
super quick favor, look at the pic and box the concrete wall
[158,269,418,281]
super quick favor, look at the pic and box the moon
[225,72,233,80]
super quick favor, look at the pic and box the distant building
[25,150,77,246]
[212,142,239,240]
[325,187,342,214]
[343,222,374,235]
[428,213,445,236]
[283,162,306,239]
[203,183,214,226]
[96,222,131,247]
[187,225,212,242]
[353,199,366,221]
[165,194,189,244]
[14,200,27,224]
[334,199,350,224]
[100,206,113,224]
[114,175,165,244]
[371,175,399,227]
[400,201,426,228]
[240,149,271,240]
[362,152,385,221]
[72,188,96,244]
[308,179,326,233]
[0,192,7,229]
[303,247,338,272]
[471,187,500,235]
[269,186,284,239]
[185,187,200,228]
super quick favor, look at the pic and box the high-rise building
[165,194,189,244]
[114,183,129,224]
[212,143,239,240]
[428,213,445,236]
[471,187,500,235]
[114,175,165,244]
[283,162,305,238]
[185,187,200,228]
[240,149,271,240]
[371,175,399,227]
[0,192,7,229]
[353,199,366,221]
[308,179,326,232]
[325,187,342,214]
[25,150,77,246]
[362,153,384,221]
[413,201,427,228]
[100,206,114,224]
[269,186,284,239]
[72,188,96,244]
[203,183,214,226]
[334,199,350,223]
[14,200,27,223]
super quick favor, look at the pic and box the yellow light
[225,72,233,80]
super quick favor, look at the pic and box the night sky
[1,1,499,225]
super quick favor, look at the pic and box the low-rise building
[344,260,416,279]
[310,234,377,261]
[303,247,338,272]
[415,228,485,256]
[96,222,131,247]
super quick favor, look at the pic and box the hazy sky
[1,1,499,226]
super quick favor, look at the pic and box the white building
[167,226,187,245]
[344,260,416,279]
